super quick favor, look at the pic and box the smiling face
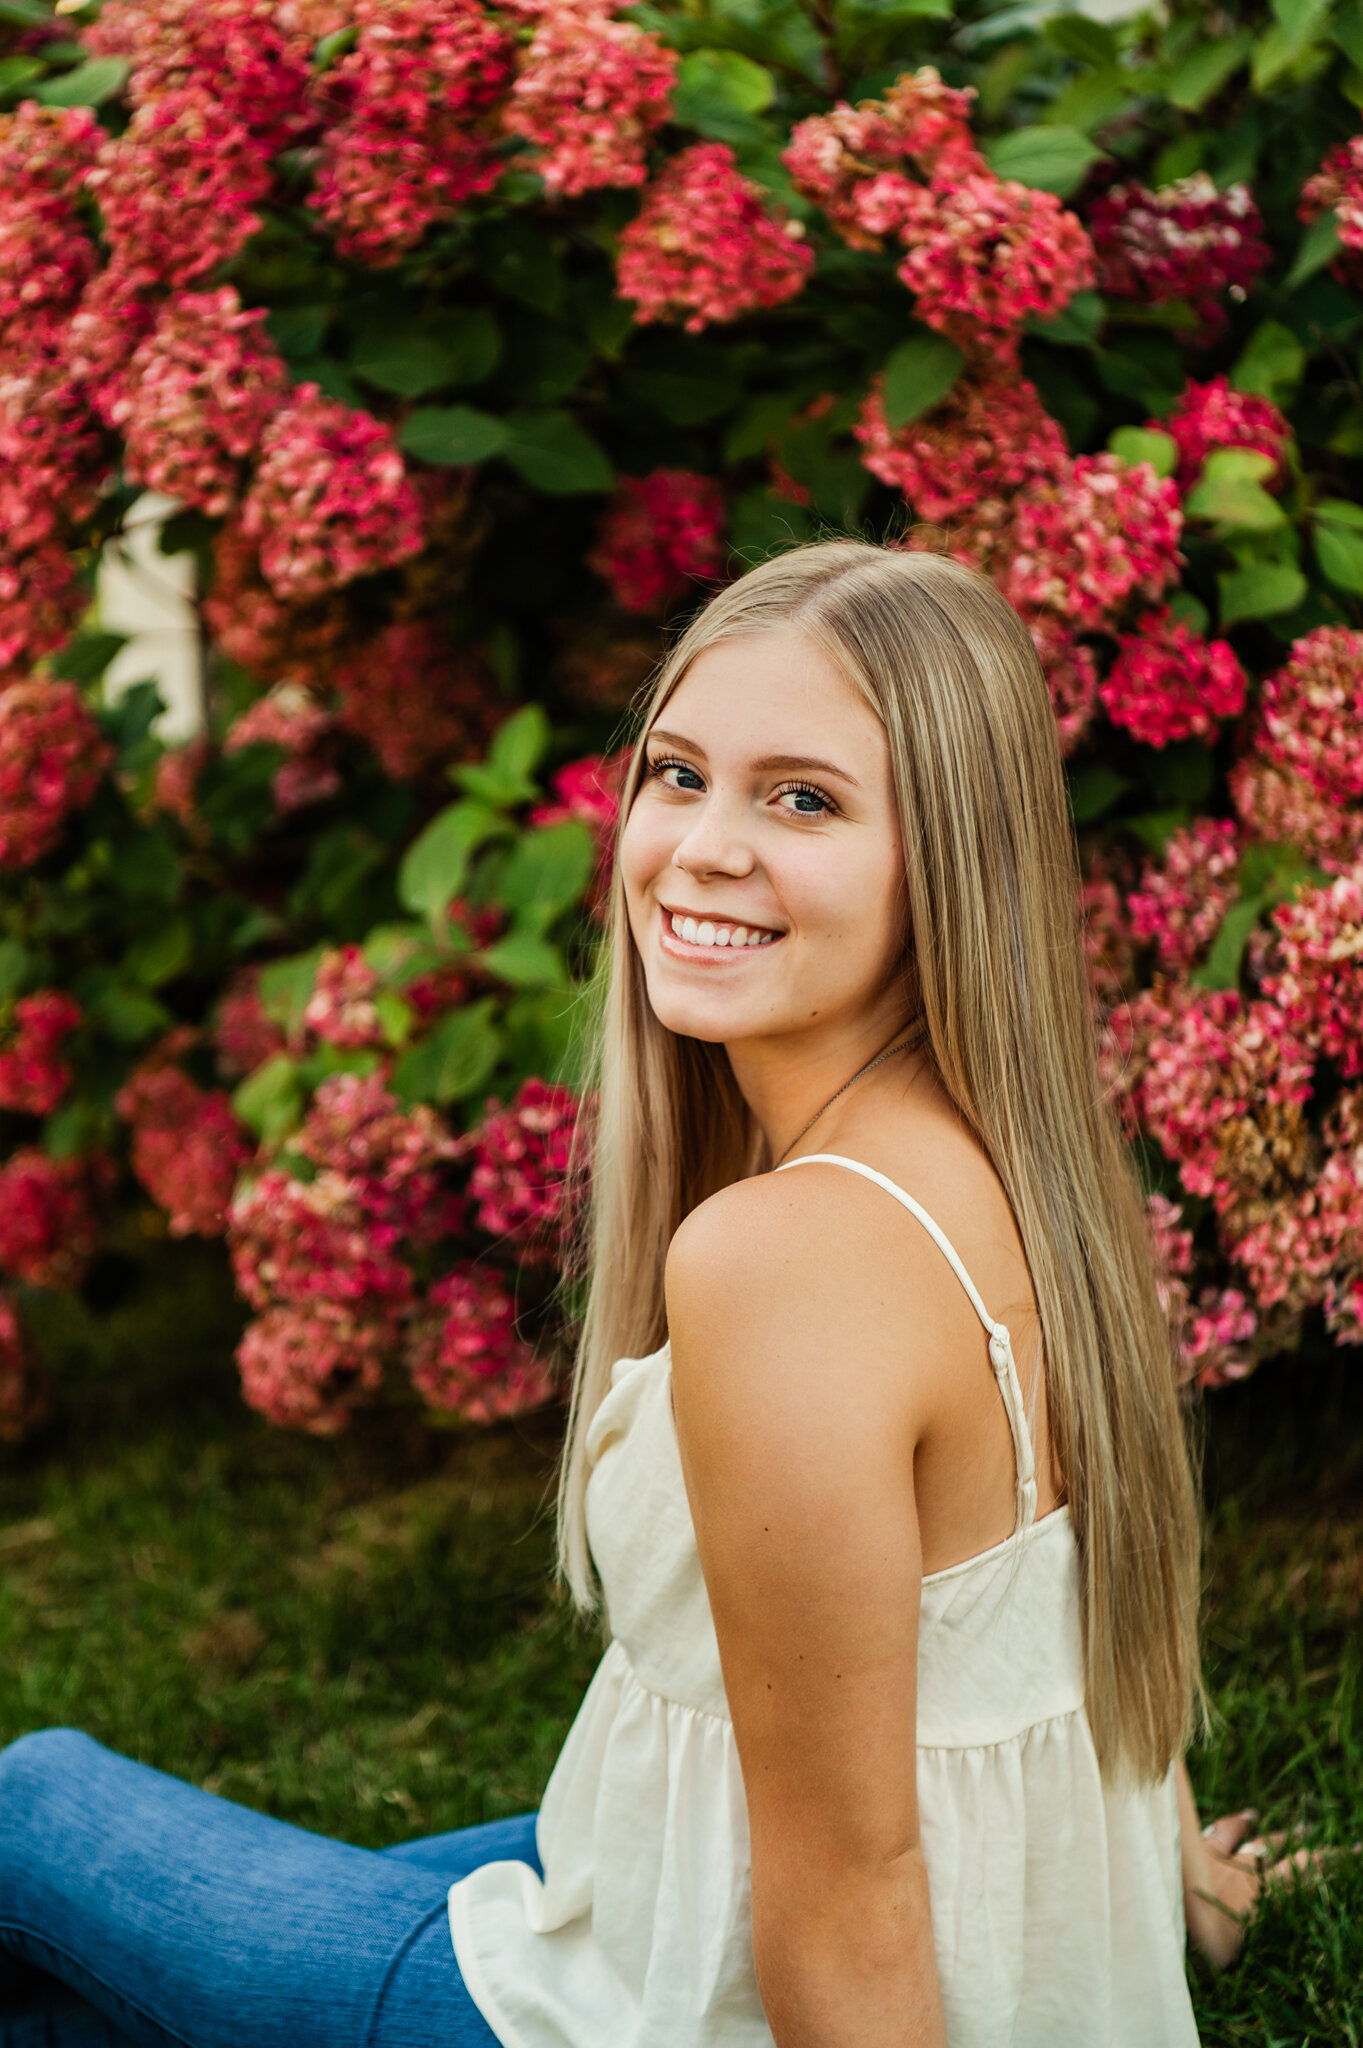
[619,625,912,1053]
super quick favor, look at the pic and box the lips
[658,903,784,954]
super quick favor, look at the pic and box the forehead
[655,627,886,767]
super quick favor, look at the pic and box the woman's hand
[1176,1760,1330,1972]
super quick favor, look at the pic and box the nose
[670,787,757,883]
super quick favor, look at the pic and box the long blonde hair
[557,539,1202,1784]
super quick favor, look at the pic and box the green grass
[0,1239,1360,2043]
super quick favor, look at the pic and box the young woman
[0,542,1303,2047]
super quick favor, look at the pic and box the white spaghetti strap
[775,1152,1038,1532]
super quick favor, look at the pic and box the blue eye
[779,781,834,816]
[650,756,705,792]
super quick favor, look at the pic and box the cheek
[619,800,674,910]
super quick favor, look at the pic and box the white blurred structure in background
[96,494,205,740]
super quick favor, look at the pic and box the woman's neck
[726,1007,924,1167]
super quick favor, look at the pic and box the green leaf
[0,55,45,95]
[392,999,501,1106]
[0,0,49,25]
[1272,0,1332,41]
[451,705,551,807]
[1316,496,1363,528]
[676,47,775,114]
[373,989,414,1049]
[1231,319,1306,403]
[1185,449,1287,534]
[88,986,171,1046]
[1044,14,1117,65]
[266,306,328,360]
[52,631,128,686]
[121,918,192,990]
[351,319,500,398]
[0,939,30,1001]
[1143,738,1215,807]
[630,370,741,428]
[258,948,324,1036]
[1315,519,1363,595]
[1108,426,1177,478]
[34,56,128,105]
[480,931,567,989]
[503,988,582,1090]
[232,1055,305,1144]
[399,406,507,467]
[501,410,614,494]
[1218,559,1308,625]
[1285,210,1343,291]
[1191,893,1264,991]
[1025,289,1106,347]
[314,24,358,68]
[486,221,566,315]
[501,325,589,407]
[1067,765,1133,824]
[397,801,505,929]
[1336,0,1363,67]
[984,124,1106,197]
[880,329,964,430]
[496,821,597,929]
[1165,31,1253,108]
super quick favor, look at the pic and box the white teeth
[667,911,780,949]
[714,927,730,947]
[747,930,762,947]
[730,926,747,947]
[697,921,715,946]
[758,932,774,945]
[682,917,698,943]
[671,914,683,938]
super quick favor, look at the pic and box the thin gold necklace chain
[772,1018,930,1169]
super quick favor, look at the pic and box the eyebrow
[646,729,862,789]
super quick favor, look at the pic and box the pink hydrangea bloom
[1263,864,1363,1079]
[530,750,627,916]
[854,374,1067,522]
[213,966,287,1079]
[309,0,515,264]
[0,682,111,868]
[1143,1190,1256,1386]
[1089,176,1269,333]
[202,521,351,685]
[149,733,210,834]
[224,683,341,814]
[1026,614,1101,756]
[237,1300,392,1434]
[0,104,99,355]
[85,0,314,145]
[616,144,814,333]
[332,621,500,781]
[67,267,157,428]
[291,1070,462,1244]
[468,1078,582,1261]
[1127,980,1314,1212]
[1301,136,1363,286]
[1100,608,1247,748]
[302,946,386,1049]
[892,167,1093,356]
[1162,376,1291,492]
[229,1166,414,1312]
[505,2,676,196]
[587,469,727,614]
[1254,627,1363,810]
[115,1058,252,1236]
[0,1289,49,1444]
[0,343,106,554]
[406,1264,554,1422]
[1128,818,1240,973]
[0,1148,107,1288]
[1001,457,1183,633]
[0,539,86,678]
[114,287,289,517]
[1228,753,1363,869]
[240,387,425,603]
[783,69,981,247]
[0,991,81,1116]
[1225,1145,1363,1329]
[89,95,277,289]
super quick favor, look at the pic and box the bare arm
[667,1175,948,2048]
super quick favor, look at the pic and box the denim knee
[0,1730,102,1825]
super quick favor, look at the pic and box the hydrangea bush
[2,0,1363,1432]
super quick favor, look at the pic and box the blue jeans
[0,1728,541,2047]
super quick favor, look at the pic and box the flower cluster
[237,1301,392,1435]
[1080,853,1137,1012]
[1088,176,1270,333]
[0,104,98,357]
[241,388,425,603]
[0,992,81,1116]
[1253,627,1363,813]
[0,1148,108,1289]
[213,967,287,1080]
[1223,1125,1363,1338]
[0,683,111,870]
[405,1264,553,1422]
[332,621,500,782]
[854,373,1067,523]
[1301,137,1363,287]
[1127,819,1240,974]
[1121,980,1313,1216]
[0,1291,49,1445]
[1161,376,1291,493]
[224,683,341,814]
[0,541,85,680]
[115,1054,252,1236]
[290,1071,462,1242]
[505,2,677,196]
[302,946,387,1050]
[785,69,1092,357]
[467,1079,582,1262]
[530,751,627,916]
[1100,608,1247,748]
[1263,864,1363,1080]
[0,354,105,554]
[1144,1192,1258,1390]
[617,143,814,332]
[310,0,516,264]
[588,469,727,614]
[203,521,352,686]
[114,287,289,516]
